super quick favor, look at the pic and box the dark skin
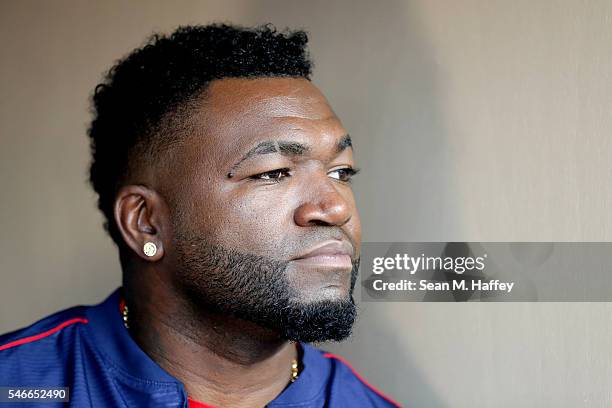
[113,77,361,407]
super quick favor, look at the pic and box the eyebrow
[228,134,353,177]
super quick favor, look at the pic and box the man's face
[162,77,361,342]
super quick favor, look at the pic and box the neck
[124,286,299,407]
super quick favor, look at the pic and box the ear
[114,184,167,261]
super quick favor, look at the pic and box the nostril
[310,219,333,227]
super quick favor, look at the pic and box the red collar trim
[187,396,218,408]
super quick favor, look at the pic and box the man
[0,24,400,407]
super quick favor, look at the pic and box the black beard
[172,233,359,343]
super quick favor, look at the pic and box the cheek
[207,186,298,254]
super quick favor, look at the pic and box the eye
[250,168,292,183]
[328,167,360,183]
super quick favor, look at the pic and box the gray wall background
[2,1,612,407]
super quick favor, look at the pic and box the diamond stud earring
[143,242,157,257]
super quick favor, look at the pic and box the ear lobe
[113,185,165,262]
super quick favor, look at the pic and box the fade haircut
[87,24,313,247]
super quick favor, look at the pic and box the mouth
[290,240,354,270]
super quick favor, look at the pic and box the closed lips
[292,241,353,268]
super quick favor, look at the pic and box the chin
[279,294,357,343]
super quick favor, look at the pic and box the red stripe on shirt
[0,318,89,351]
[323,352,402,408]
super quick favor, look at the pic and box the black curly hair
[88,23,313,247]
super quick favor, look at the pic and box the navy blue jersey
[0,289,401,407]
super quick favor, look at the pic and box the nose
[293,176,352,227]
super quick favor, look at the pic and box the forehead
[204,77,335,120]
[186,77,347,161]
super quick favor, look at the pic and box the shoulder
[0,305,90,352]
[0,304,90,382]
[307,345,402,407]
